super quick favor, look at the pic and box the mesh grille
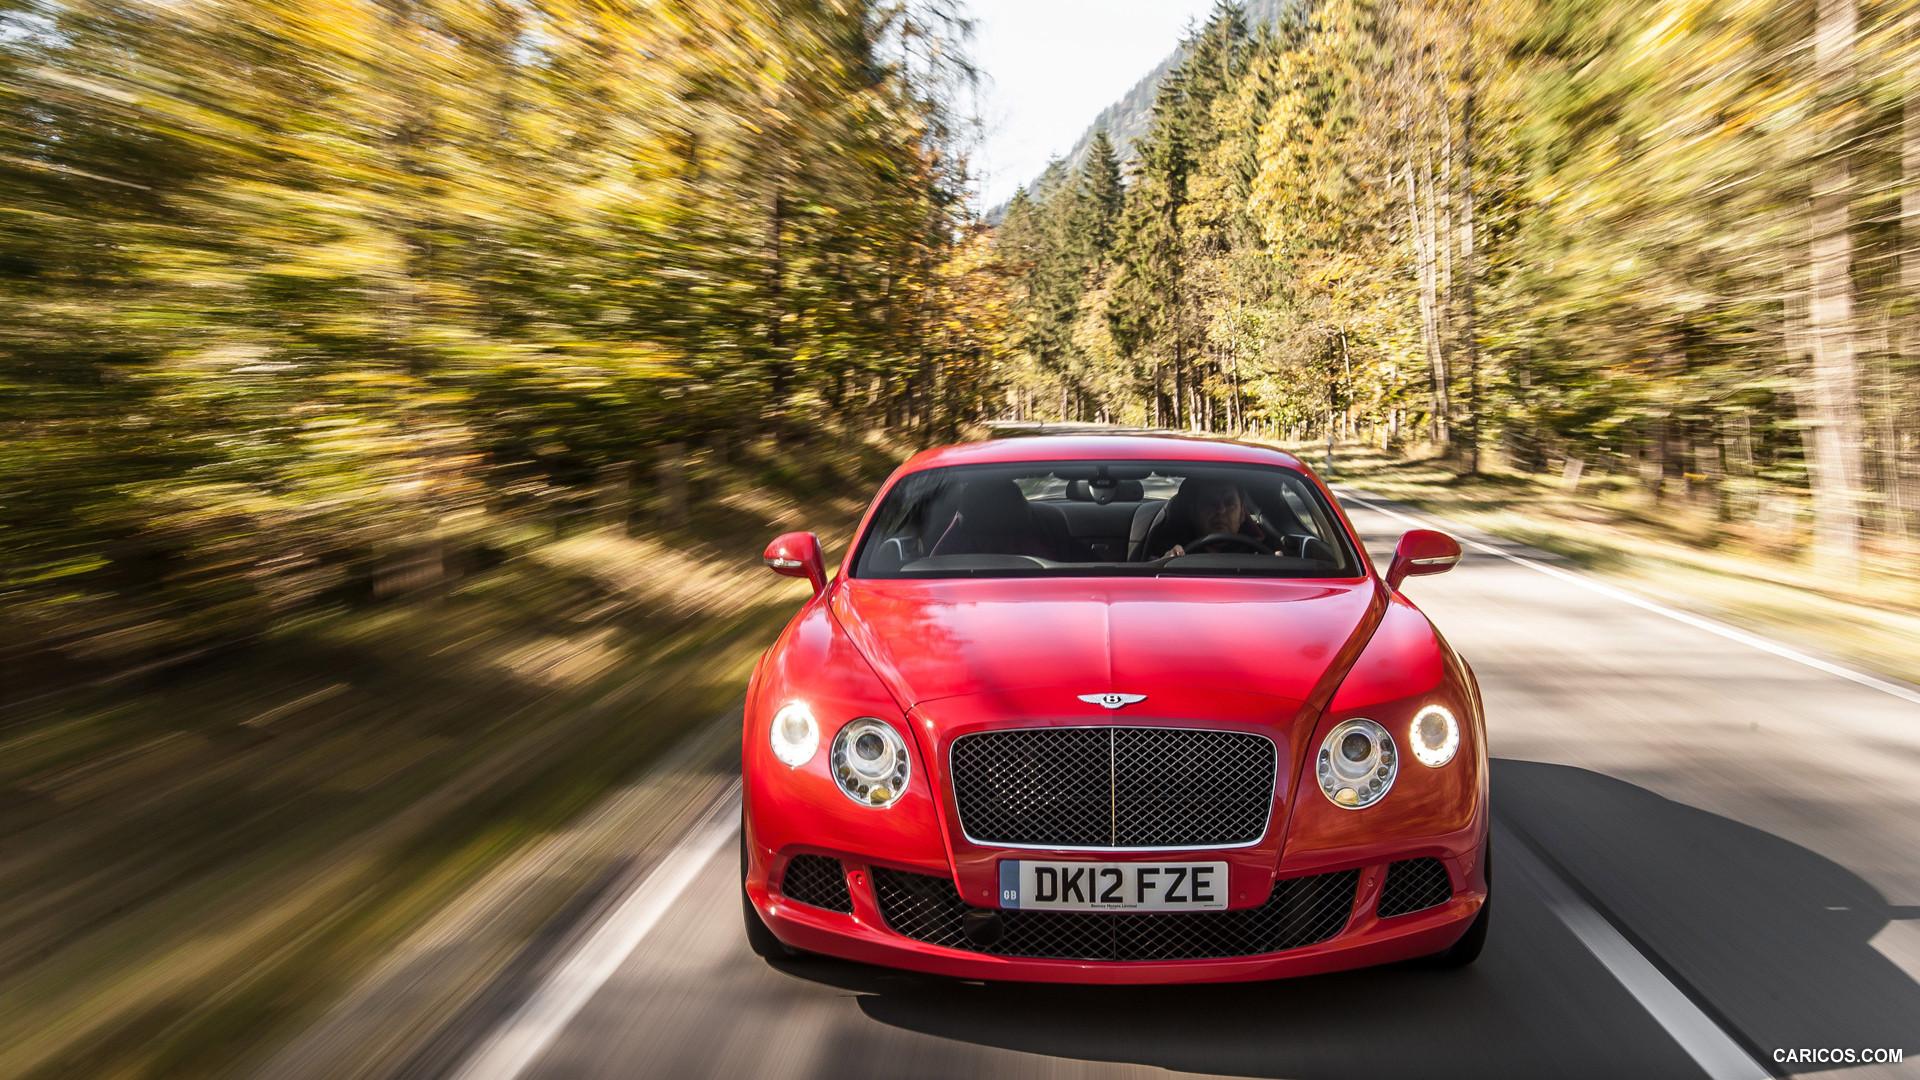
[1377,857,1452,918]
[872,867,1357,961]
[779,854,852,913]
[950,727,1275,848]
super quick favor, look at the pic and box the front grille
[1377,857,1452,918]
[950,727,1276,848]
[872,867,1357,961]
[779,854,852,913]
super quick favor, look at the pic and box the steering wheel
[1182,531,1276,556]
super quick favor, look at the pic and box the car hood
[830,576,1385,723]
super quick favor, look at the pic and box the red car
[741,435,1489,983]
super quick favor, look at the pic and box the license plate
[998,860,1228,911]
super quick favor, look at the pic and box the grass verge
[1308,443,1920,686]
[0,433,901,1078]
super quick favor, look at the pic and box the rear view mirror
[1065,478,1145,504]
[1385,529,1461,590]
[763,531,826,595]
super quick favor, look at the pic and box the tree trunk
[654,444,688,528]
[1326,351,1338,476]
[1641,422,1666,499]
[1805,0,1866,576]
[1405,163,1450,448]
[1456,78,1481,475]
[382,0,432,377]
[1172,345,1187,430]
[1229,339,1243,434]
[1334,328,1352,472]
[1438,121,1455,332]
[1894,54,1920,539]
[766,180,791,434]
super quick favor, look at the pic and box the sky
[966,0,1221,209]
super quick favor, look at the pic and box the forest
[1,0,1003,675]
[5,0,1919,677]
[994,0,1920,577]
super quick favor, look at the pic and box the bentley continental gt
[741,435,1488,983]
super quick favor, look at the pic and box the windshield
[851,460,1360,580]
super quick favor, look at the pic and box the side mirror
[1385,529,1461,591]
[763,531,826,596]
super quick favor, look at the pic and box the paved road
[461,495,1920,1080]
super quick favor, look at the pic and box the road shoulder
[255,716,741,1080]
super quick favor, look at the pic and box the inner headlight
[1318,718,1396,809]
[831,718,910,807]
[1409,704,1459,767]
[769,702,818,768]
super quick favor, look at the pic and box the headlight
[769,702,819,768]
[831,718,910,807]
[1409,704,1459,767]
[1317,718,1396,809]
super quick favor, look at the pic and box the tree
[1804,0,1867,575]
[0,0,1003,664]
[991,0,1920,561]
[1074,131,1126,264]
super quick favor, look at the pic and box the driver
[1159,477,1271,557]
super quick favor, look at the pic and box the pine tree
[992,0,1920,549]
[1074,131,1125,266]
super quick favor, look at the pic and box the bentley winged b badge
[1078,692,1147,711]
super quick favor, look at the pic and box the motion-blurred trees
[9,0,1920,666]
[0,0,1004,666]
[994,0,1920,571]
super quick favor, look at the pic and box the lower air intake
[780,854,852,913]
[1377,857,1453,918]
[872,867,1357,961]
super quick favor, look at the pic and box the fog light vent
[780,854,852,913]
[1377,857,1452,918]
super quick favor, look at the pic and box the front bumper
[746,845,1486,984]
[740,679,1490,983]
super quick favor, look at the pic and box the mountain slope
[989,0,1296,219]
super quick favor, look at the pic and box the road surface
[446,493,1920,1080]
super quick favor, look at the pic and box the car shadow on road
[771,759,1918,1079]
[1494,759,1920,1071]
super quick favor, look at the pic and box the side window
[1278,486,1325,540]
[1282,480,1344,545]
[868,473,958,556]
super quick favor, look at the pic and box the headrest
[955,479,1032,531]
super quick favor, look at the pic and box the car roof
[898,434,1309,474]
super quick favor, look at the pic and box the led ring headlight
[1409,704,1460,767]
[1318,718,1396,809]
[769,702,819,768]
[832,718,910,807]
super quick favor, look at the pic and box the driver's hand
[1163,544,1185,558]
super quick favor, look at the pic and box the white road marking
[1337,488,1920,709]
[1500,825,1770,1080]
[450,782,742,1080]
